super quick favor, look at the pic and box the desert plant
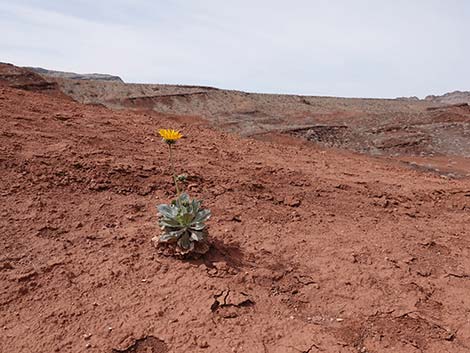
[157,192,211,254]
[158,128,183,194]
[154,129,211,255]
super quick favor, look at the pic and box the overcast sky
[1,0,469,98]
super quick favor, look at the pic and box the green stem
[168,144,180,196]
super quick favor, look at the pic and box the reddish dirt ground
[1,73,470,353]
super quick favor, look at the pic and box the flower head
[158,129,183,144]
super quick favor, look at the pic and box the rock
[27,67,124,82]
[395,96,420,101]
[15,270,38,282]
[425,91,470,105]
[199,340,209,348]
[284,195,301,207]
[1,262,14,270]
[231,215,242,222]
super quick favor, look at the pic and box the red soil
[0,63,66,98]
[1,80,470,353]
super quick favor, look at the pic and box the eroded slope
[31,70,470,176]
[1,82,470,353]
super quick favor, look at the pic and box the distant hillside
[0,62,64,97]
[426,90,470,105]
[26,66,124,83]
[7,63,470,170]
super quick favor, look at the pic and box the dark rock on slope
[26,66,124,82]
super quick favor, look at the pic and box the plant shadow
[187,238,245,270]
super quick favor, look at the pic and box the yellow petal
[158,129,182,141]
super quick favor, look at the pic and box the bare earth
[44,69,470,178]
[1,64,470,353]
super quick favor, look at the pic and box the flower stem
[168,144,180,195]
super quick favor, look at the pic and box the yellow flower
[158,129,183,144]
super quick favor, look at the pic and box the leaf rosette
[156,192,211,254]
